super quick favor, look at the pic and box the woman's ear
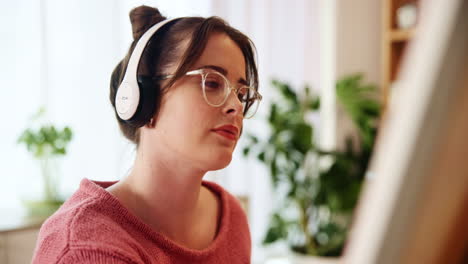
[145,117,156,128]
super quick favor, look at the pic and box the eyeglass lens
[203,71,259,118]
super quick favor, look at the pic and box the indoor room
[1,0,466,263]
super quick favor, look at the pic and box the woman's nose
[223,90,244,117]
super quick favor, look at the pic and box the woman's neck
[106,145,212,244]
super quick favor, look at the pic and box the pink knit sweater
[32,178,251,263]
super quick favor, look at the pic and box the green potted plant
[17,107,73,216]
[243,74,380,262]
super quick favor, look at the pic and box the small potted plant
[243,75,380,263]
[17,107,73,216]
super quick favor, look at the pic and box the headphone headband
[115,17,181,121]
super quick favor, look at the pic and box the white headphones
[115,17,180,123]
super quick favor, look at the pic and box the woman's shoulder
[40,178,125,234]
[33,178,145,263]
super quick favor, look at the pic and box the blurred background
[0,0,413,263]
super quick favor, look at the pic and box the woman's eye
[205,80,222,90]
[204,73,225,92]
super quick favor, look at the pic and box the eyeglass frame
[155,68,262,118]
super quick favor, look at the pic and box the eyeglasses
[158,69,262,119]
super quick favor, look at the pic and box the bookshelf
[381,0,419,109]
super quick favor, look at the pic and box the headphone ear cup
[123,76,159,128]
[114,18,181,129]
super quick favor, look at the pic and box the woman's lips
[213,129,237,140]
[212,125,239,141]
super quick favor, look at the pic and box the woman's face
[144,32,246,171]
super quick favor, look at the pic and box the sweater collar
[80,178,230,258]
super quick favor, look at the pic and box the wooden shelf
[389,28,416,42]
[381,0,420,111]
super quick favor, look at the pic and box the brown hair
[109,5,258,146]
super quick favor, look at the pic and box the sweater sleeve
[56,249,142,264]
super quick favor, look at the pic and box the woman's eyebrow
[199,65,249,86]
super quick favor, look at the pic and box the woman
[32,5,261,264]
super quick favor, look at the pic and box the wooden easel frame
[344,0,468,263]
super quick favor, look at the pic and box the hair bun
[129,5,167,40]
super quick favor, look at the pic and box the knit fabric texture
[32,178,251,263]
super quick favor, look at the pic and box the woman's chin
[206,153,233,171]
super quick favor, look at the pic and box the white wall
[1,1,42,209]
[333,0,382,149]
[1,0,129,209]
[336,0,381,84]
